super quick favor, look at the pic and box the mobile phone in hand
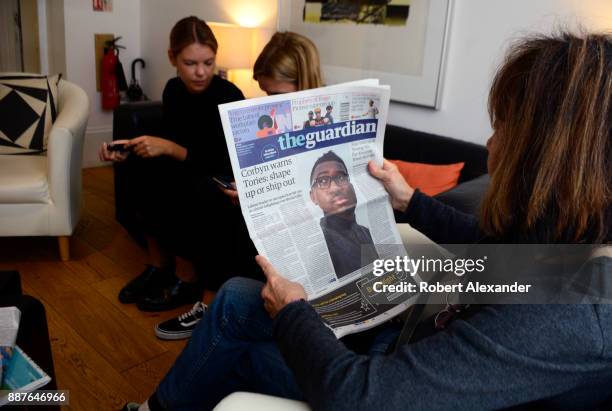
[107,142,129,152]
[212,176,236,190]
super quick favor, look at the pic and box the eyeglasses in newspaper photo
[312,172,350,190]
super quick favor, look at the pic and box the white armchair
[0,78,89,260]
[213,392,311,411]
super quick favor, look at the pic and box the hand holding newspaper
[219,80,420,337]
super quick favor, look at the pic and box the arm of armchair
[213,392,311,411]
[47,80,89,235]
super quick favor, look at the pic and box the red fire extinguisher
[101,37,126,110]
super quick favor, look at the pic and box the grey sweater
[273,191,612,410]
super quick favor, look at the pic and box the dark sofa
[112,102,489,244]
[383,124,488,184]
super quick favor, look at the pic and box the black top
[320,214,378,279]
[161,75,244,177]
[272,191,612,411]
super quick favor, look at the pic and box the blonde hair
[253,32,323,91]
[481,32,612,243]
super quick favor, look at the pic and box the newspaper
[0,307,20,347]
[0,307,51,404]
[0,346,52,405]
[0,306,20,393]
[219,80,420,337]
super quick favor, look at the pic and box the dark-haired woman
[125,31,612,411]
[99,16,258,334]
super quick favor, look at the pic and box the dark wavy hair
[258,115,273,130]
[481,32,612,243]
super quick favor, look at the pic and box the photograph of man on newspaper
[309,150,379,279]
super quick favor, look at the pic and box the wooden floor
[0,167,189,410]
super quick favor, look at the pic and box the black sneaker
[154,302,207,340]
[118,265,174,304]
[120,402,140,411]
[136,278,202,312]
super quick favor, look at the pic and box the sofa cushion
[0,155,50,203]
[434,173,490,216]
[0,74,61,154]
[390,160,464,196]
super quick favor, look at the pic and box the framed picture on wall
[278,0,453,108]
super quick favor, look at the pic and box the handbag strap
[393,303,426,351]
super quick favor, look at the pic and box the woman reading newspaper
[124,33,612,411]
[98,17,257,324]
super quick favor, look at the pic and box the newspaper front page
[219,81,420,337]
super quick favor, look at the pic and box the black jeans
[126,156,262,290]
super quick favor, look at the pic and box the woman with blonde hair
[253,31,323,93]
[217,31,323,203]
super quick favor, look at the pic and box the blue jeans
[154,277,401,410]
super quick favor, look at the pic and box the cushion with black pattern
[0,74,62,154]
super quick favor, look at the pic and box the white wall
[62,0,141,167]
[20,0,41,73]
[140,0,277,101]
[44,0,67,78]
[73,0,611,167]
[387,0,612,145]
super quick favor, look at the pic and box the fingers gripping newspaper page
[219,80,420,337]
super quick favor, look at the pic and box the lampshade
[209,22,255,70]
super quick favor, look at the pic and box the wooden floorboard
[1,166,192,409]
[25,284,142,410]
[121,351,180,400]
[22,261,168,371]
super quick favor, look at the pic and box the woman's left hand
[257,255,307,318]
[368,159,415,212]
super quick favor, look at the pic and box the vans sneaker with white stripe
[154,302,207,340]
